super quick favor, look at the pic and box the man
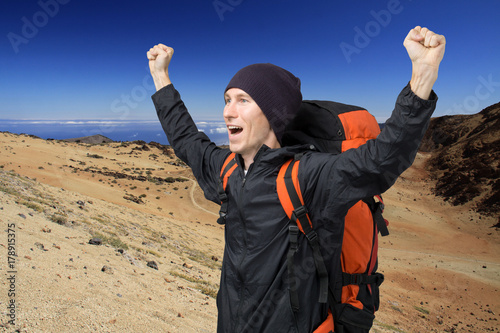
[148,26,445,332]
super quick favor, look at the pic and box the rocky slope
[420,102,500,223]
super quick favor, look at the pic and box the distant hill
[63,134,114,144]
[420,102,500,220]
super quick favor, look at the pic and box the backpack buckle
[288,225,299,251]
[219,191,228,203]
[291,205,308,222]
[217,205,228,225]
[289,225,299,236]
[343,273,366,286]
[305,229,318,243]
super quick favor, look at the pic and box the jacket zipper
[233,148,262,330]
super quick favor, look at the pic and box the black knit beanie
[224,63,302,145]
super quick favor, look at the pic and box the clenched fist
[147,44,174,91]
[404,26,446,99]
[404,26,445,70]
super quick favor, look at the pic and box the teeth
[228,126,242,130]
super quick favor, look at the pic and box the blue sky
[1,0,499,128]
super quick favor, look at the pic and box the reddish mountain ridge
[420,102,500,223]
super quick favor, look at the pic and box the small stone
[183,263,193,269]
[177,313,184,318]
[101,265,113,274]
[147,261,158,270]
[18,213,26,219]
[89,238,102,245]
[34,242,46,251]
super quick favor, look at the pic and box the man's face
[223,88,279,163]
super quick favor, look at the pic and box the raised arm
[147,43,174,91]
[147,44,230,204]
[404,26,446,100]
[301,27,444,217]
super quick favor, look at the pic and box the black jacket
[152,83,437,332]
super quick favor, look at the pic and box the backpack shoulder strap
[220,152,237,190]
[276,156,329,310]
[217,152,237,224]
[276,157,312,233]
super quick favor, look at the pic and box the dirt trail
[189,179,218,217]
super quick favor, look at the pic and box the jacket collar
[234,144,316,171]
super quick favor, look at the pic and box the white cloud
[2,119,152,123]
[210,126,228,134]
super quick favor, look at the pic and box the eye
[225,98,231,105]
[241,99,248,103]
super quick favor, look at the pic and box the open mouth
[228,125,243,136]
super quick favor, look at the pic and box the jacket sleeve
[151,84,230,204]
[302,83,438,216]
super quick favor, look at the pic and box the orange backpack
[218,100,389,332]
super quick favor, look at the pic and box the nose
[223,101,237,120]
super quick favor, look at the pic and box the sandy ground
[0,132,498,332]
[375,153,500,332]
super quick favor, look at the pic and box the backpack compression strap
[363,196,389,237]
[277,157,329,311]
[217,153,237,224]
